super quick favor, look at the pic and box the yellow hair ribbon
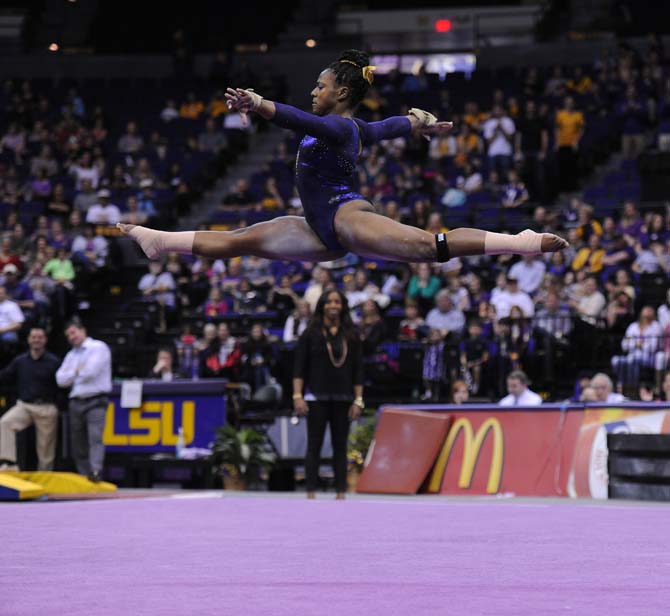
[362,65,377,85]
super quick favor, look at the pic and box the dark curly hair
[327,49,372,109]
[308,288,358,342]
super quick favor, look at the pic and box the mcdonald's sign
[428,417,504,494]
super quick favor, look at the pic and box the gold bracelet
[292,393,303,400]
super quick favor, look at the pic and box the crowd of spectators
[3,37,670,403]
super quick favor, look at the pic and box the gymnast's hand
[225,87,263,126]
[407,107,453,141]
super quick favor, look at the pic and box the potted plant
[210,424,276,490]
[347,416,377,492]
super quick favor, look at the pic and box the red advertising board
[373,404,670,498]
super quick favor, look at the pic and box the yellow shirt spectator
[180,98,205,120]
[555,109,585,147]
[572,246,605,273]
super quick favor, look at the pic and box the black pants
[305,400,350,493]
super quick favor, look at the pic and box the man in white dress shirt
[56,318,112,481]
[499,370,543,406]
[508,255,546,295]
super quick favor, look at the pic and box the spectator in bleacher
[179,92,205,120]
[515,100,550,201]
[600,233,635,283]
[483,104,516,179]
[0,238,22,274]
[359,299,386,357]
[71,224,108,271]
[68,151,100,191]
[501,169,529,209]
[572,233,605,274]
[407,262,441,317]
[460,162,484,194]
[256,177,285,212]
[509,255,546,296]
[138,260,176,311]
[282,299,311,343]
[554,96,585,192]
[46,183,72,220]
[240,323,274,392]
[491,274,534,319]
[91,116,108,144]
[221,178,256,209]
[547,249,569,278]
[398,299,426,341]
[232,277,267,314]
[133,158,157,190]
[109,164,133,193]
[136,179,158,220]
[570,275,606,324]
[450,379,470,404]
[460,319,489,396]
[30,144,60,178]
[73,178,98,215]
[267,274,300,318]
[0,284,24,349]
[499,369,542,406]
[48,220,70,251]
[117,121,144,155]
[149,347,185,381]
[618,84,648,160]
[605,286,635,334]
[426,289,465,337]
[591,372,626,403]
[2,263,35,316]
[421,327,446,401]
[534,289,572,380]
[86,189,121,225]
[632,239,664,275]
[207,89,229,119]
[199,322,241,380]
[0,122,26,165]
[0,327,61,472]
[567,66,594,95]
[6,223,27,255]
[43,246,75,320]
[618,200,644,240]
[640,213,669,248]
[445,275,469,312]
[545,65,567,99]
[198,118,228,155]
[30,144,59,179]
[575,204,602,242]
[201,286,229,319]
[160,99,180,123]
[120,195,148,225]
[611,306,662,389]
[303,265,333,313]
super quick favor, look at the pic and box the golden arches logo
[428,417,504,494]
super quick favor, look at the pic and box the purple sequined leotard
[272,102,412,250]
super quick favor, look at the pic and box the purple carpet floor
[2,494,669,615]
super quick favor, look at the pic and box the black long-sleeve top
[0,351,61,402]
[293,326,363,401]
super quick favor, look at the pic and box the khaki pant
[0,401,58,470]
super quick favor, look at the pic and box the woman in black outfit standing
[293,289,364,500]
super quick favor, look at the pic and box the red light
[435,19,452,33]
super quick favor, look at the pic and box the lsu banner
[378,403,670,498]
[103,381,227,453]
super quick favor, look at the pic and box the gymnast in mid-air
[119,49,567,263]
